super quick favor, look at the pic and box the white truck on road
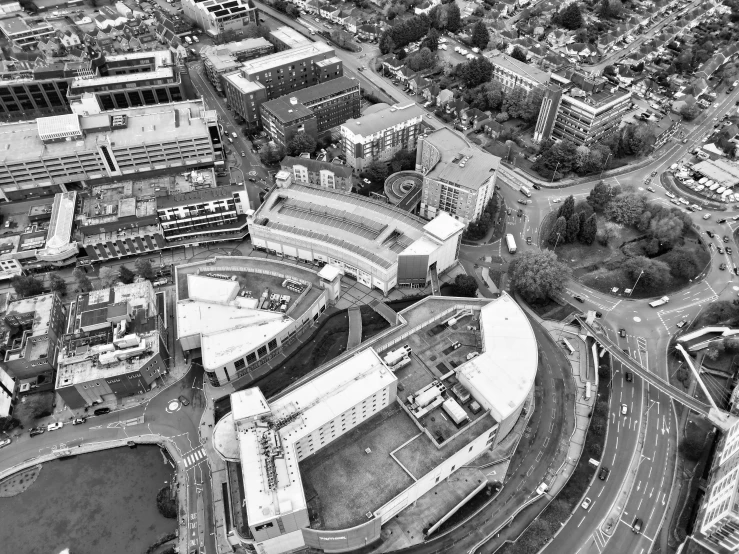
[649,296,670,308]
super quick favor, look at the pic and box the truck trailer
[384,344,412,367]
[442,398,469,425]
[649,296,669,308]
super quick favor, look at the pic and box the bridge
[575,316,736,431]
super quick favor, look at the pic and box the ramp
[347,306,362,349]
[430,265,441,296]
[369,299,398,326]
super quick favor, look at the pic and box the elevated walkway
[430,266,440,296]
[347,306,362,349]
[369,299,398,326]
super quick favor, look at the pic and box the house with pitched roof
[409,73,430,94]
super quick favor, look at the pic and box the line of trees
[464,194,500,240]
[379,1,462,55]
[548,196,598,246]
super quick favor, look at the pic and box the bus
[505,233,517,254]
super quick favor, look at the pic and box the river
[0,445,177,554]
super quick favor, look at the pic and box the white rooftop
[44,191,76,250]
[232,387,270,421]
[224,70,266,94]
[422,211,465,242]
[0,366,14,418]
[37,114,81,142]
[187,274,239,304]
[317,264,341,281]
[240,41,334,75]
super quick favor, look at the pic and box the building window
[234,358,246,370]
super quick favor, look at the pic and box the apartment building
[278,156,353,191]
[0,100,224,201]
[224,41,341,129]
[156,185,250,243]
[268,25,312,51]
[340,103,424,171]
[489,52,549,96]
[201,38,273,91]
[68,51,190,112]
[534,69,631,145]
[181,0,259,39]
[0,15,54,47]
[55,281,168,408]
[260,76,360,147]
[3,293,67,393]
[417,128,500,225]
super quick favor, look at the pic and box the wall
[301,518,383,553]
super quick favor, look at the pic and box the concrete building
[278,156,353,192]
[416,128,500,225]
[55,281,168,408]
[533,69,631,145]
[224,42,342,129]
[268,25,312,52]
[0,100,224,201]
[212,293,537,554]
[3,293,67,393]
[340,103,424,171]
[175,257,342,386]
[0,365,17,418]
[0,15,54,47]
[35,191,79,265]
[248,183,464,292]
[201,38,273,91]
[260,76,360,147]
[156,185,250,244]
[181,0,258,39]
[489,52,549,96]
[68,51,190,112]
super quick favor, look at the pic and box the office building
[224,42,341,129]
[55,281,168,408]
[156,185,250,243]
[340,103,424,171]
[260,76,360,146]
[201,38,273,91]
[417,128,500,225]
[211,293,537,554]
[0,15,54,47]
[533,69,631,145]
[268,25,312,51]
[175,257,340,386]
[182,0,258,39]
[3,293,67,393]
[0,100,224,201]
[68,51,190,112]
[278,156,353,192]
[489,52,549,96]
[248,183,464,292]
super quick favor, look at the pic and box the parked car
[94,407,111,416]
[727,247,733,255]
[517,209,523,217]
[724,236,730,243]
[718,247,724,254]
[720,263,727,270]
[647,187,655,193]
[47,422,63,431]
[707,230,715,238]
[532,184,541,190]
[677,319,688,328]
[72,417,86,425]
[703,213,711,220]
[178,395,190,406]
[0,438,11,448]
[30,428,44,437]
[526,237,532,245]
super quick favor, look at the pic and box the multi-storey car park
[212,293,537,554]
[247,183,465,293]
[0,99,224,201]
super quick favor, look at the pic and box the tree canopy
[453,274,478,297]
[11,275,44,298]
[48,273,67,297]
[286,132,317,157]
[509,250,571,303]
[135,258,155,280]
[471,21,490,50]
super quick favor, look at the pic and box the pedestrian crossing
[183,448,206,468]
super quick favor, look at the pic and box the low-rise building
[279,156,353,191]
[201,38,274,91]
[0,15,54,47]
[417,128,500,225]
[0,364,17,418]
[260,76,360,147]
[340,103,424,171]
[268,25,312,51]
[3,292,67,393]
[55,281,168,408]
[181,0,259,39]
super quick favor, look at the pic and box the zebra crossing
[183,448,206,468]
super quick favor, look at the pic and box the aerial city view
[2,0,739,553]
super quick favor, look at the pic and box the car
[707,230,715,238]
[678,197,689,205]
[619,328,627,337]
[632,518,643,534]
[599,467,610,481]
[595,311,603,318]
[704,213,712,220]
[552,198,561,203]
[506,208,512,215]
[647,187,655,193]
[178,395,190,406]
[644,178,651,185]
[720,263,727,270]
[0,437,11,448]
[677,319,689,328]
[517,199,528,205]
[718,246,724,254]
[625,372,633,382]
[573,295,584,303]
[536,482,549,495]
[718,218,727,224]
[581,498,592,510]
[47,422,63,431]
[665,191,676,199]
[94,407,111,416]
[517,209,523,217]
[72,417,86,425]
[526,237,532,245]
[532,184,541,190]
[362,178,371,185]
[240,151,245,157]
[727,247,733,255]
[651,170,658,177]
[29,428,44,437]
[725,236,730,243]
[621,403,628,415]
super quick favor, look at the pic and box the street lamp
[553,232,562,250]
[550,161,560,184]
[629,270,644,296]
[599,153,612,180]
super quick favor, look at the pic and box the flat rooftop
[269,25,312,49]
[252,184,428,269]
[262,76,359,122]
[490,52,549,84]
[157,184,243,209]
[224,70,265,94]
[70,51,175,90]
[201,38,272,71]
[0,101,213,164]
[240,41,334,75]
[694,159,739,188]
[341,103,424,137]
[421,128,500,191]
[6,293,55,334]
[44,191,76,250]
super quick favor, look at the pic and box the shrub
[156,486,177,519]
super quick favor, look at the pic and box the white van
[184,36,192,45]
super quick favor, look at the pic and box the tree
[509,250,572,303]
[446,1,461,32]
[547,499,570,522]
[679,102,702,121]
[649,213,685,247]
[73,268,93,293]
[587,181,614,212]
[557,195,575,221]
[259,144,285,166]
[99,267,119,288]
[559,3,583,30]
[510,46,528,63]
[243,22,271,40]
[675,366,690,386]
[48,273,67,297]
[471,21,490,50]
[10,275,44,298]
[622,256,672,290]
[406,47,437,72]
[459,57,493,88]
[605,192,648,226]
[379,33,395,55]
[483,81,505,111]
[391,149,417,173]
[532,139,578,176]
[423,28,440,51]
[453,274,478,297]
[135,258,155,281]
[598,221,622,246]
[580,214,598,245]
[362,160,388,183]
[602,65,616,76]
[566,214,581,243]
[680,429,706,462]
[119,265,135,284]
[286,132,317,157]
[548,216,567,246]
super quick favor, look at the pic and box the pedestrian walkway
[183,448,207,468]
[347,306,362,349]
[369,298,399,326]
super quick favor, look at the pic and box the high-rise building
[0,100,224,201]
[181,0,258,39]
[201,38,273,91]
[340,103,424,171]
[260,76,360,147]
[416,128,500,225]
